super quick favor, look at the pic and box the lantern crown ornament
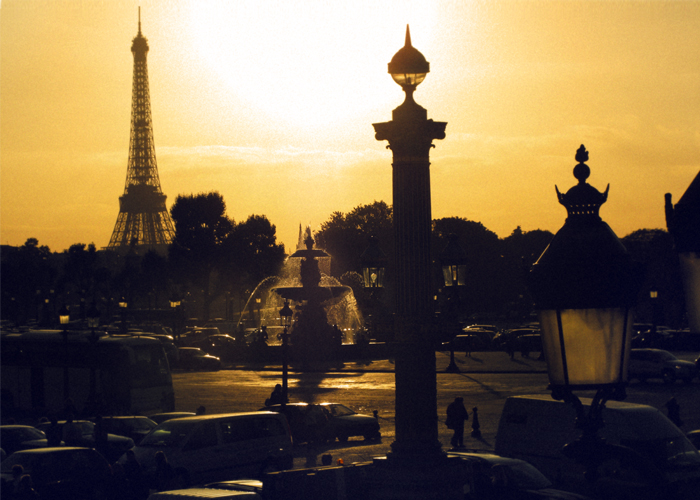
[529,145,641,391]
[530,146,637,311]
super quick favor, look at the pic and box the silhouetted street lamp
[441,234,467,373]
[279,299,293,404]
[119,297,128,335]
[59,305,71,401]
[361,235,387,341]
[372,26,462,499]
[529,145,640,480]
[170,295,181,340]
[86,302,101,407]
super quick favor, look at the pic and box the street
[172,350,700,468]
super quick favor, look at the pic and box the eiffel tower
[107,9,175,255]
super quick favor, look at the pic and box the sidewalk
[226,350,549,374]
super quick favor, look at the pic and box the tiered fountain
[236,227,362,363]
[271,230,352,363]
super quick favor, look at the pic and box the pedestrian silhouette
[62,414,81,446]
[445,397,469,449]
[93,414,108,458]
[665,397,683,427]
[266,384,285,406]
[124,449,148,500]
[14,474,39,500]
[154,451,177,491]
[45,415,62,447]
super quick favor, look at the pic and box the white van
[495,395,700,499]
[121,412,293,487]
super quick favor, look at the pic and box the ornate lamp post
[665,171,700,334]
[440,234,467,373]
[119,297,128,335]
[86,302,101,407]
[59,305,71,401]
[372,26,462,500]
[170,296,181,340]
[361,235,387,342]
[529,146,639,479]
[278,299,293,404]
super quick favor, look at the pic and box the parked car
[1,447,113,500]
[149,412,197,425]
[448,451,593,499]
[463,324,499,335]
[191,334,241,362]
[35,420,134,462]
[179,327,221,346]
[96,415,157,445]
[176,347,222,371]
[0,425,50,456]
[628,348,697,384]
[492,328,539,352]
[444,333,490,353]
[260,403,380,443]
[134,333,179,366]
[120,412,293,486]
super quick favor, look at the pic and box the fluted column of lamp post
[373,24,446,460]
[369,26,466,500]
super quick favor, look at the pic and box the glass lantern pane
[391,72,427,86]
[457,265,466,286]
[442,266,453,287]
[539,308,633,387]
[363,267,384,288]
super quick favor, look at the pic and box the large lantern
[361,236,388,289]
[440,234,467,288]
[529,146,639,394]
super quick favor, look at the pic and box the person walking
[446,397,469,449]
[266,384,285,406]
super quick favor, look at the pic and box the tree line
[0,194,686,332]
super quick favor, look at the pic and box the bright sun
[188,1,437,129]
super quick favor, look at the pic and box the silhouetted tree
[226,214,286,293]
[315,201,393,278]
[169,192,235,322]
[0,238,55,325]
[432,218,504,321]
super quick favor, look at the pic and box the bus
[1,330,175,420]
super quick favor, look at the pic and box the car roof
[9,446,91,455]
[447,451,526,466]
[157,412,282,422]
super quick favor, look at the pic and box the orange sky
[1,0,699,254]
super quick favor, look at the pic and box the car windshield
[655,350,677,361]
[325,404,355,417]
[139,420,198,447]
[495,461,552,490]
[2,427,46,441]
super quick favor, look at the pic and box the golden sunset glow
[1,0,699,253]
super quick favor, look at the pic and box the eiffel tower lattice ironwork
[107,10,175,255]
